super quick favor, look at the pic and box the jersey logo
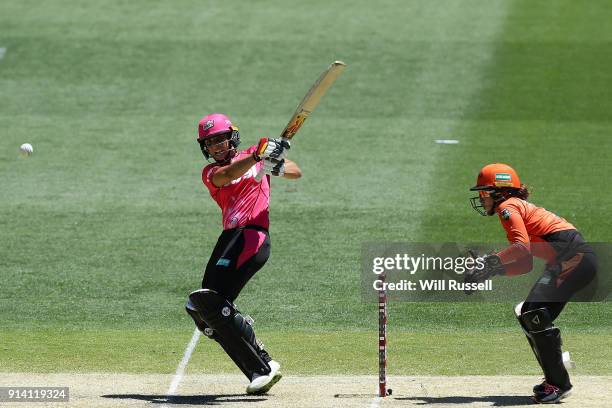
[501,209,511,220]
[230,165,258,185]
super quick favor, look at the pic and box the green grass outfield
[2,330,611,376]
[1,0,611,375]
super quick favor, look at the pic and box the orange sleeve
[496,200,532,269]
[502,253,533,276]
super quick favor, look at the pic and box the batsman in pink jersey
[185,113,301,395]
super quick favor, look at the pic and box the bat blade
[281,61,346,140]
[255,61,346,182]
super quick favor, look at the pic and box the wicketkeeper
[466,163,597,404]
[185,113,301,395]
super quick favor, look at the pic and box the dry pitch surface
[1,374,611,407]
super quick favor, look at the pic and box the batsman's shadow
[396,395,533,406]
[101,393,267,405]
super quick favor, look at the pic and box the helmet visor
[203,132,231,148]
[470,196,488,216]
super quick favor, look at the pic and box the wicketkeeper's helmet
[469,163,522,216]
[197,113,241,161]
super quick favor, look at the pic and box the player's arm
[496,206,532,274]
[471,207,532,278]
[262,158,302,179]
[283,159,302,179]
[212,155,258,187]
[212,138,289,187]
[465,204,534,286]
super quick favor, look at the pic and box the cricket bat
[255,60,346,182]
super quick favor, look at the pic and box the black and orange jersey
[495,197,576,276]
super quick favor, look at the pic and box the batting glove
[263,158,285,177]
[253,138,290,162]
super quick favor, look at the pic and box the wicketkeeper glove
[253,138,291,162]
[464,252,505,289]
[263,158,285,177]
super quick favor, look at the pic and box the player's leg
[187,291,278,390]
[200,228,245,297]
[186,294,276,384]
[223,229,281,394]
[518,303,572,403]
[223,228,271,301]
[185,227,279,393]
[517,251,597,403]
[513,301,543,372]
[198,228,273,366]
[188,288,272,381]
[515,300,570,397]
[185,228,240,337]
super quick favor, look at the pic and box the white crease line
[163,328,201,404]
[368,396,382,408]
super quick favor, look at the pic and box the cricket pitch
[1,373,611,407]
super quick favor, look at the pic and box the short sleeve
[202,164,220,193]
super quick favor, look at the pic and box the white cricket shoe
[246,360,282,395]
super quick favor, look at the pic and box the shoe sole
[247,372,282,396]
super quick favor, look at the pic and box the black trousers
[202,226,271,302]
[522,251,597,318]
[519,232,597,390]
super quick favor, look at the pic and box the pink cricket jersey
[202,145,270,230]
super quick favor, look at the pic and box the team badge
[222,307,231,317]
[501,209,511,220]
[495,173,512,181]
[203,120,214,131]
[494,173,513,187]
